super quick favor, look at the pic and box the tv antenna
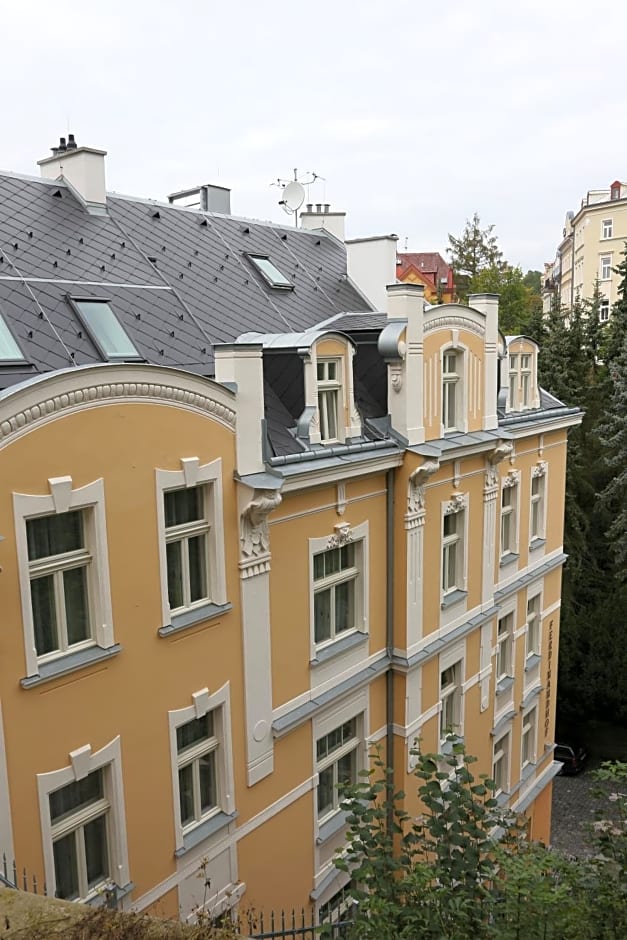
[273,169,323,226]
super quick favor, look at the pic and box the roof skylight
[0,312,25,362]
[248,255,293,290]
[70,299,141,361]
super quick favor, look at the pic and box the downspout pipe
[385,468,395,832]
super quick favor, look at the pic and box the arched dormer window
[441,348,463,433]
[504,337,539,412]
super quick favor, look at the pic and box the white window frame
[441,495,468,600]
[313,691,367,833]
[521,706,538,768]
[155,457,227,629]
[492,731,511,795]
[308,522,369,660]
[601,218,613,240]
[600,254,612,280]
[439,642,465,744]
[529,462,547,545]
[14,477,114,679]
[525,592,542,660]
[600,299,610,322]
[168,683,235,853]
[317,358,342,443]
[500,473,519,561]
[37,736,129,901]
[496,612,515,683]
[441,348,463,433]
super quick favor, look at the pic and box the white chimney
[38,135,107,212]
[468,293,499,431]
[346,235,399,311]
[300,203,346,241]
[379,283,425,445]
[214,343,266,476]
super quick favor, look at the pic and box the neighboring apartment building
[555,179,627,318]
[395,251,455,303]
[0,137,580,923]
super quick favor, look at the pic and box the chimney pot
[315,203,322,212]
[58,137,67,152]
[306,203,313,212]
[67,134,77,150]
[324,203,330,212]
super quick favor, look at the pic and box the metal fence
[1,854,46,895]
[244,906,353,939]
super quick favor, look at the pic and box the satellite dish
[280,180,305,214]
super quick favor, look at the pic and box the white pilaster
[469,293,499,431]
[405,460,440,648]
[239,487,282,786]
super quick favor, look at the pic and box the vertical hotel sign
[544,619,554,738]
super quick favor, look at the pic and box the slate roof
[0,171,372,389]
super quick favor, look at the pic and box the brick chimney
[38,135,107,213]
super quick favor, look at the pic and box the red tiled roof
[397,252,453,288]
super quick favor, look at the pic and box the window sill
[159,601,232,637]
[439,734,464,757]
[499,552,519,569]
[496,789,510,807]
[525,653,541,672]
[85,881,134,908]
[175,810,238,857]
[311,631,368,666]
[21,644,122,689]
[496,676,514,696]
[529,538,546,552]
[316,810,348,845]
[440,589,468,610]
[521,761,536,782]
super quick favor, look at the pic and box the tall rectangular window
[600,299,610,322]
[492,732,510,795]
[500,484,517,558]
[313,544,357,645]
[530,473,545,542]
[317,360,340,442]
[440,661,462,740]
[508,355,518,408]
[526,595,541,659]
[164,486,210,613]
[520,355,531,407]
[496,613,514,682]
[27,510,92,660]
[316,719,359,820]
[442,351,460,431]
[602,219,613,239]
[600,255,612,280]
[49,769,110,900]
[442,510,463,595]
[176,712,219,830]
[521,708,537,767]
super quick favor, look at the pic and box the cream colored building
[557,179,627,319]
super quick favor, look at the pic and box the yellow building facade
[0,142,580,926]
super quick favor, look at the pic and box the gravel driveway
[550,761,617,856]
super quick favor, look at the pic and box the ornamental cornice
[326,522,353,549]
[532,460,548,478]
[0,380,236,447]
[444,492,467,515]
[424,315,485,337]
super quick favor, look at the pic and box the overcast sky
[2,1,626,271]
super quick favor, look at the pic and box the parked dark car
[555,743,587,774]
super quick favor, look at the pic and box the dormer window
[69,298,141,361]
[442,350,460,432]
[248,255,293,290]
[507,343,538,411]
[317,359,340,442]
[0,311,25,362]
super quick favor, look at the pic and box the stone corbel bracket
[240,488,283,576]
[407,459,440,515]
[485,440,514,488]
